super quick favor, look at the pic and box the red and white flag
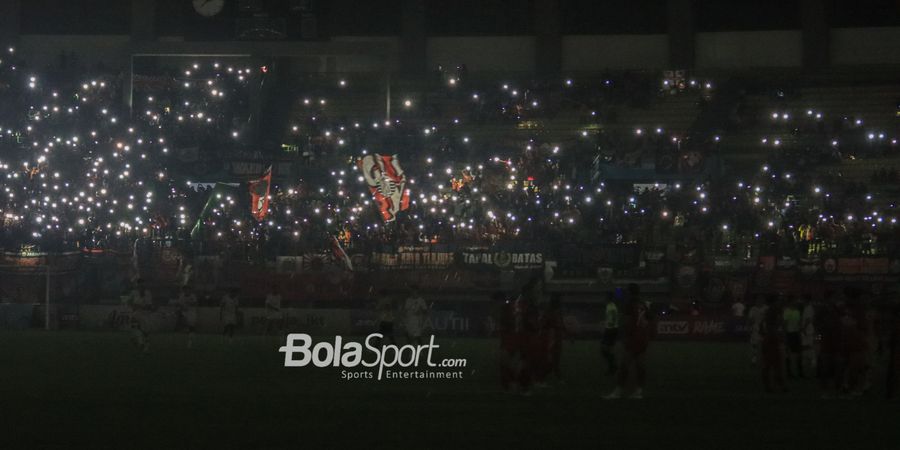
[357,154,410,222]
[329,235,354,271]
[248,166,272,221]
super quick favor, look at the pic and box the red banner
[248,166,272,221]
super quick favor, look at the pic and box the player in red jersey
[513,287,540,395]
[840,294,867,397]
[817,297,843,398]
[538,295,568,385]
[760,295,787,394]
[605,284,653,399]
[887,304,900,401]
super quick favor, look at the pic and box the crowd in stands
[1,48,899,264]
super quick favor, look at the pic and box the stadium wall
[830,27,900,66]
[17,34,131,69]
[329,36,401,72]
[695,30,803,68]
[12,28,900,73]
[561,34,669,70]
[426,36,537,72]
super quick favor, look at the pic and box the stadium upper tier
[283,72,707,145]
[720,82,900,180]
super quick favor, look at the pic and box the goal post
[0,264,52,330]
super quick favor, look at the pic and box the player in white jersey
[129,279,154,354]
[746,295,768,365]
[220,288,240,341]
[264,285,284,336]
[800,294,817,375]
[172,285,199,348]
[403,285,430,345]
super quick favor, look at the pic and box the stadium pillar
[0,0,21,42]
[131,0,156,42]
[385,70,392,120]
[533,0,561,78]
[125,57,134,116]
[257,56,293,151]
[126,0,157,115]
[666,0,695,69]
[400,0,427,75]
[800,0,829,69]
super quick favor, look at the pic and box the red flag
[248,166,272,221]
[357,154,410,222]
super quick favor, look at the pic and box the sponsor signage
[655,318,748,340]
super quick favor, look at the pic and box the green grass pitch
[1,331,897,449]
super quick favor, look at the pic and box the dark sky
[17,0,900,37]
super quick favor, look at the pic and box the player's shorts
[750,332,762,345]
[602,328,618,347]
[817,352,836,379]
[762,340,784,365]
[786,332,802,353]
[131,311,149,330]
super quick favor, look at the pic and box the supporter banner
[349,253,370,271]
[277,256,304,273]
[460,250,543,270]
[357,154,410,222]
[797,258,821,277]
[277,254,344,273]
[0,250,81,269]
[228,160,292,177]
[830,257,889,275]
[822,257,900,281]
[248,166,272,221]
[274,249,540,272]
[370,251,455,270]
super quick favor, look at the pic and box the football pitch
[2,331,897,450]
